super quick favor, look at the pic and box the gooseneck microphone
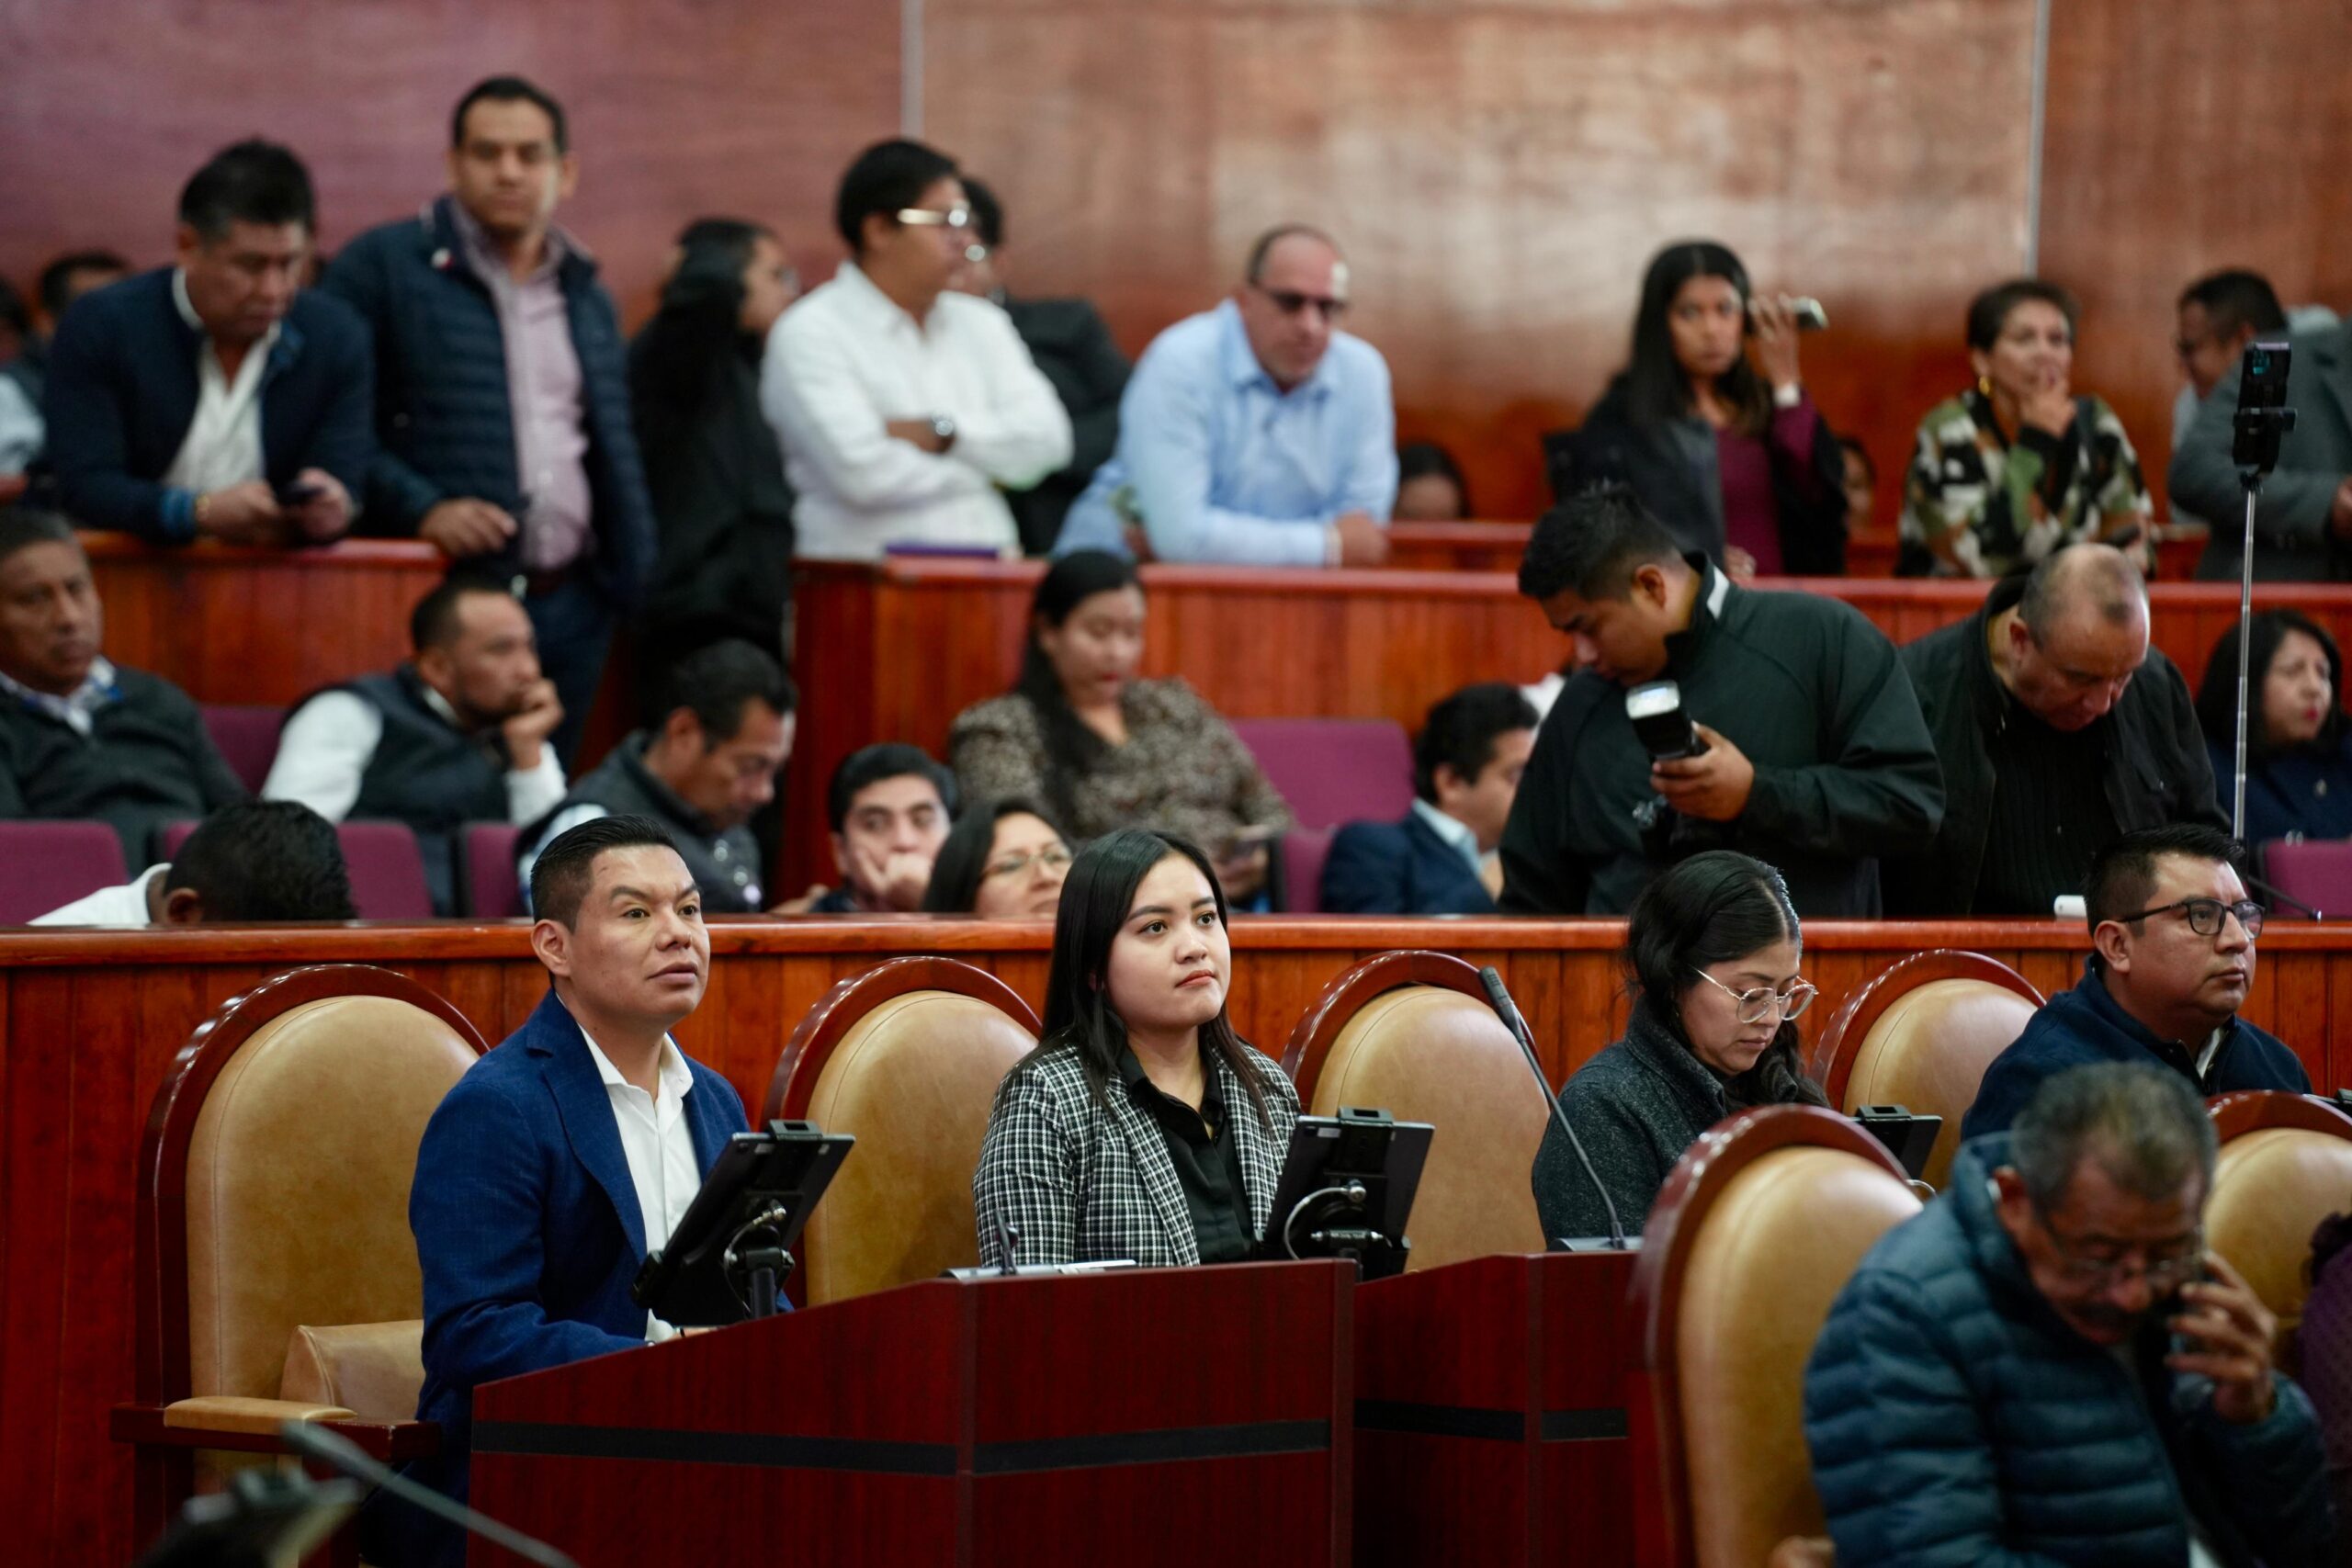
[276,1419,580,1568]
[1478,966,1629,1250]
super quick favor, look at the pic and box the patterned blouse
[948,677,1294,851]
[1900,388,2152,578]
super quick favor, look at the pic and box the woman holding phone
[1555,240,1849,580]
[949,550,1294,902]
[974,829,1300,1267]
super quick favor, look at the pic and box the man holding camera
[1499,485,1942,917]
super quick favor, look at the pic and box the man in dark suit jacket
[956,178,1131,555]
[45,141,368,546]
[368,815,749,1568]
[1323,682,1538,914]
[323,76,655,761]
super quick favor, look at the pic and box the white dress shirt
[578,1025,702,1343]
[30,863,168,927]
[162,269,275,497]
[761,262,1073,559]
[263,684,566,825]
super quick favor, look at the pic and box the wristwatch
[930,414,957,450]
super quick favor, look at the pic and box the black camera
[1625,680,1707,761]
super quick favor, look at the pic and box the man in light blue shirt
[1057,225,1396,567]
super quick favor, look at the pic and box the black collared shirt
[1117,1046,1254,1264]
[1973,648,2121,916]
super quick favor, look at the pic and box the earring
[1977,375,1993,399]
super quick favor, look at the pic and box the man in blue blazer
[45,141,370,547]
[1321,682,1538,914]
[366,814,749,1568]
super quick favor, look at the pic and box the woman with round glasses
[921,796,1073,919]
[1532,852,1828,1242]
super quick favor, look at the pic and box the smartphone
[2232,339,2294,469]
[1625,680,1707,761]
[275,480,323,506]
[1748,296,1829,333]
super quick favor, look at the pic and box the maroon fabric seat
[160,818,431,919]
[0,820,131,923]
[198,705,284,795]
[2262,840,2352,921]
[1276,826,1335,914]
[464,822,523,918]
[1230,717,1413,831]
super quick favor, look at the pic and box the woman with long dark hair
[919,795,1072,918]
[948,550,1292,900]
[973,829,1299,1267]
[2197,609,2352,846]
[1900,278,2153,579]
[1532,851,1827,1240]
[629,217,800,662]
[1557,241,1848,578]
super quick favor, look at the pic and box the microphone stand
[2230,370,2297,842]
[1477,966,1631,1251]
[277,1420,580,1568]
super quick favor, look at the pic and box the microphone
[2238,867,2323,921]
[992,1212,1023,1276]
[1478,966,1630,1250]
[276,1419,581,1568]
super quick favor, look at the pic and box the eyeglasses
[1251,282,1348,321]
[2034,1212,2206,1292]
[2114,897,2265,940]
[1688,967,1817,1025]
[897,206,973,232]
[983,846,1073,882]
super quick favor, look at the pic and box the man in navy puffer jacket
[1806,1062,2334,1566]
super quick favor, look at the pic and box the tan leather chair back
[184,995,477,1402]
[1676,1145,1921,1568]
[1843,979,2035,1189]
[2209,1127,2352,1339]
[801,990,1036,1304]
[1306,986,1545,1269]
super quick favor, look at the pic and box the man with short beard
[1963,823,2309,1139]
[266,573,565,915]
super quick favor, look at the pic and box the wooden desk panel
[81,531,447,707]
[786,557,2352,886]
[7,915,2351,1568]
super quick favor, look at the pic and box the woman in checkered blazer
[974,827,1300,1267]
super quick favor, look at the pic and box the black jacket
[1499,560,1944,917]
[1885,576,2223,916]
[1001,295,1129,556]
[0,664,246,864]
[44,269,373,543]
[322,197,655,607]
[628,254,792,655]
[1551,377,1849,575]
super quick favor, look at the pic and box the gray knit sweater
[1532,998,1733,1244]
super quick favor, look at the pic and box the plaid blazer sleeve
[974,1062,1082,1268]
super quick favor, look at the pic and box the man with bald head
[1057,225,1397,565]
[1887,543,2223,915]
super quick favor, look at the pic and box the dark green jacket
[1499,560,1944,917]
[1884,576,2222,916]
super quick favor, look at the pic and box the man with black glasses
[1807,1062,2331,1566]
[1057,224,1396,566]
[1962,824,2309,1139]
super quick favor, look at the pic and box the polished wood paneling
[82,532,446,706]
[2039,0,2352,516]
[923,0,2038,529]
[0,0,899,325]
[7,914,2352,1566]
[472,1262,1352,1567]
